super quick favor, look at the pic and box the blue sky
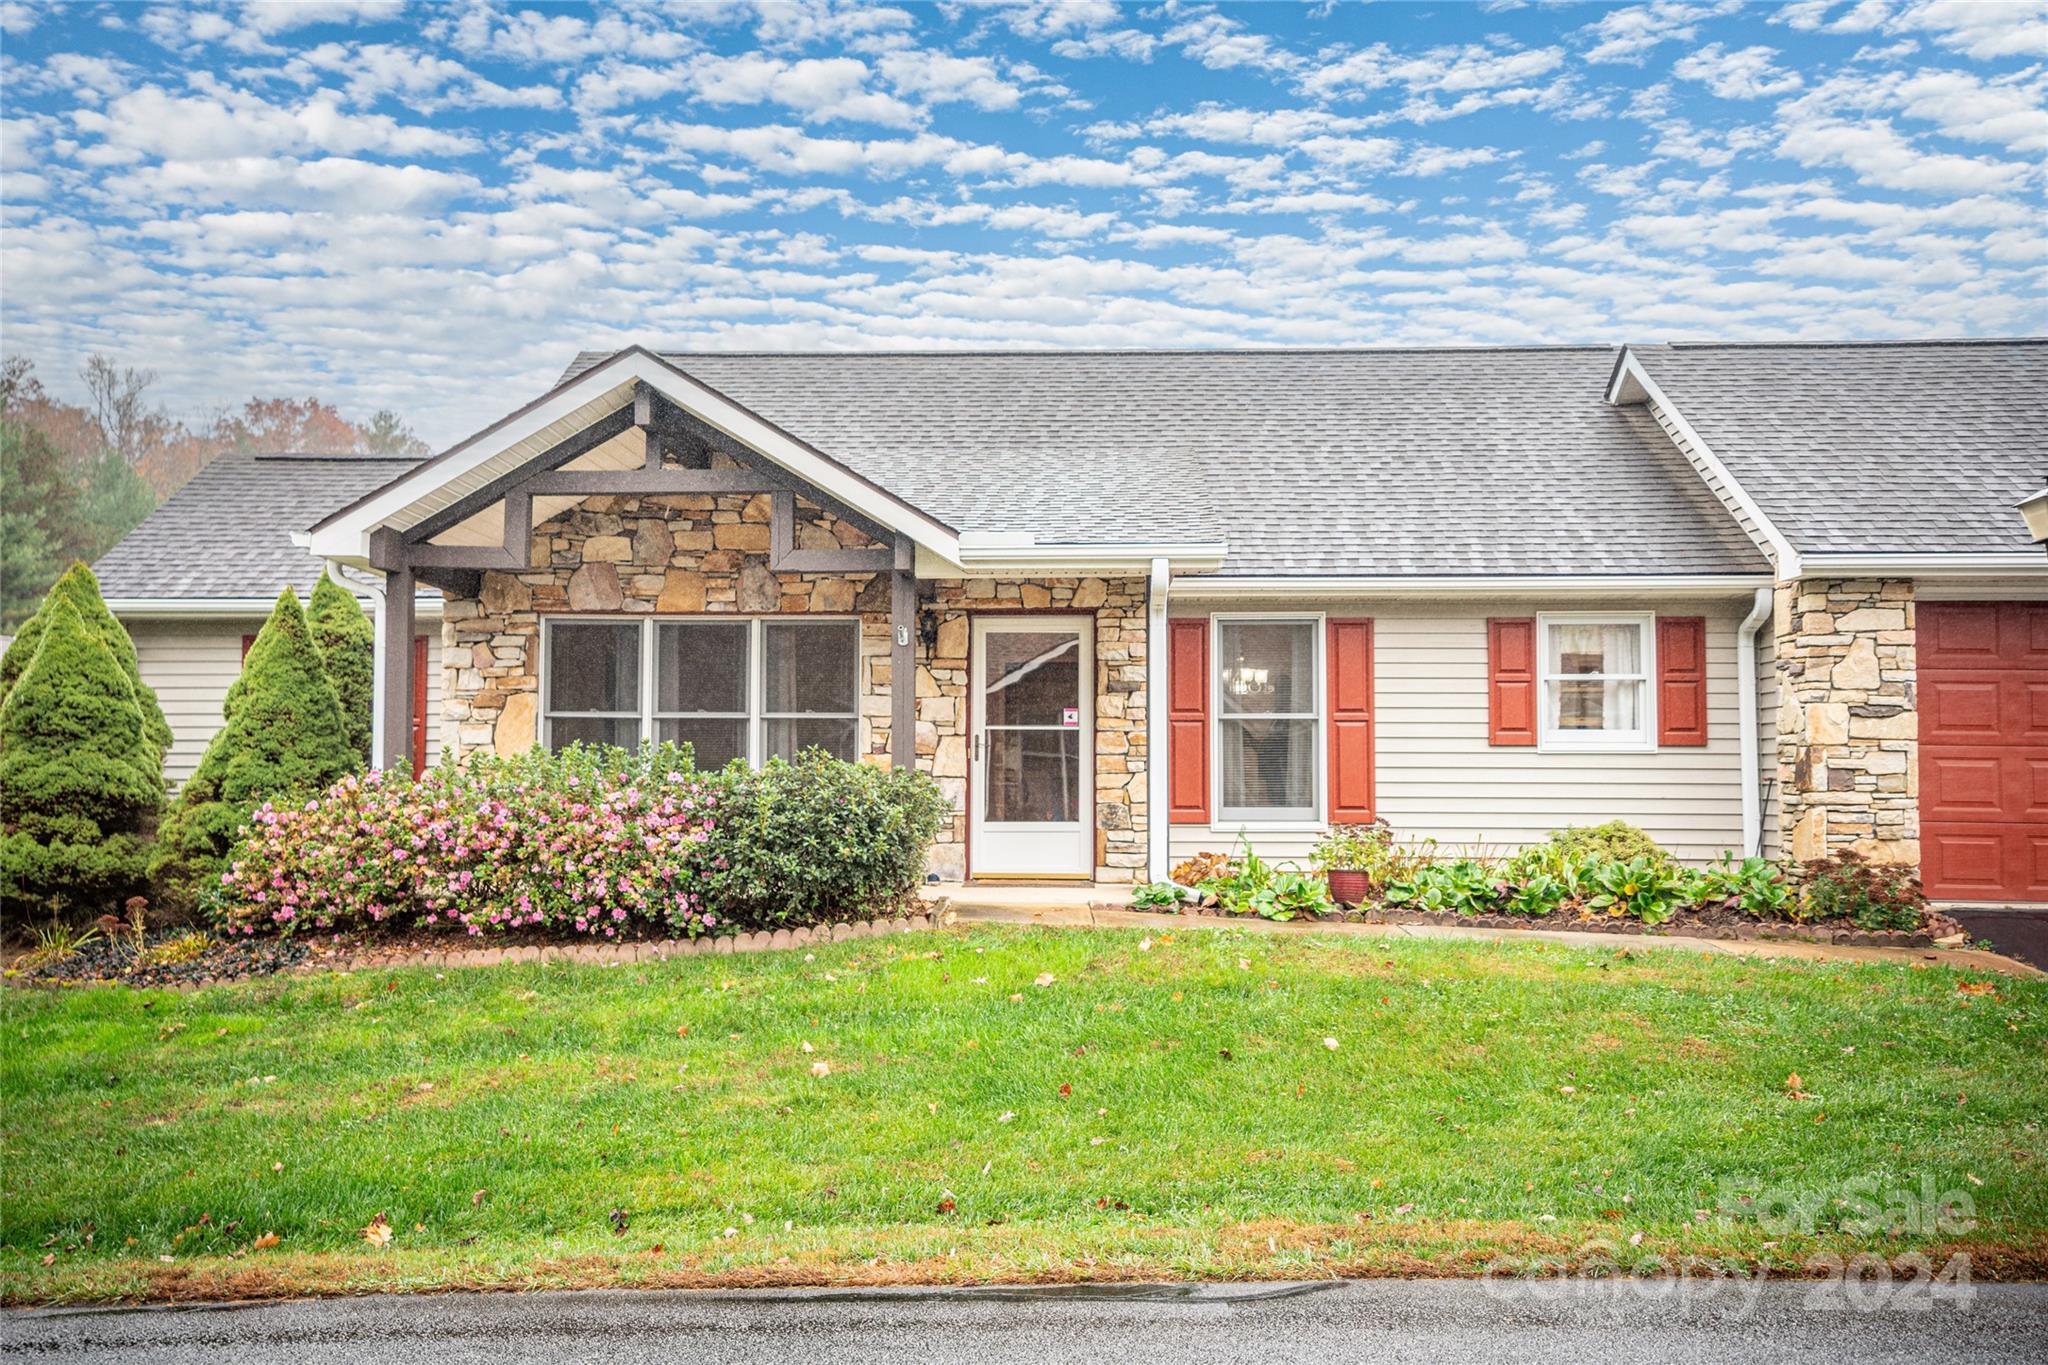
[1,0,2043,442]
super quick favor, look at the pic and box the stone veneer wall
[438,491,1150,883]
[1773,578,1919,870]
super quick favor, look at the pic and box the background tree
[150,588,356,915]
[0,599,163,920]
[307,573,375,764]
[1,561,174,764]
[81,355,177,467]
[355,408,432,455]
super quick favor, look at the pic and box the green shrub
[0,561,173,765]
[1132,881,1183,911]
[0,598,163,919]
[1383,858,1498,916]
[151,588,357,918]
[1308,819,1392,873]
[1546,820,1674,870]
[696,750,953,928]
[1798,851,1927,931]
[306,573,374,765]
[1697,854,1794,918]
[210,742,952,937]
[1585,855,1688,925]
[1196,838,1334,920]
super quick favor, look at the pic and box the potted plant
[1309,819,1394,907]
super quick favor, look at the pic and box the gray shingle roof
[1631,339,2048,556]
[562,348,1769,577]
[95,451,426,602]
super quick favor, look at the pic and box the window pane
[763,621,857,714]
[984,728,1081,823]
[1549,622,1642,677]
[1218,621,1315,715]
[549,716,640,751]
[982,631,1081,727]
[657,718,748,769]
[1219,717,1315,816]
[548,623,639,713]
[656,621,748,713]
[766,717,857,763]
[1549,679,1643,733]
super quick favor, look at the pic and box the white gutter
[1172,574,1772,599]
[1798,553,2048,579]
[1145,556,1170,883]
[1736,585,1774,859]
[103,596,443,619]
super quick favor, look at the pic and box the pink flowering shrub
[209,742,949,939]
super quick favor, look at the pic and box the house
[94,450,447,785]
[102,340,2048,902]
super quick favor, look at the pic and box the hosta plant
[1586,856,1689,925]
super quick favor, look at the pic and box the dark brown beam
[523,467,791,496]
[414,566,481,598]
[890,534,916,773]
[377,549,417,774]
[401,405,635,545]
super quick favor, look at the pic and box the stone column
[1774,578,1918,871]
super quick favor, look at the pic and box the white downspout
[366,571,390,771]
[1737,585,1774,858]
[1146,557,1171,883]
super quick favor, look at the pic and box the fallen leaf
[1323,1037,1340,1051]
[997,1110,1016,1123]
[362,1214,392,1247]
[800,1041,815,1053]
[937,1196,956,1214]
[1058,1083,1072,1097]
[252,1232,280,1250]
[1034,973,1057,988]
[472,1189,489,1205]
[1138,937,1152,952]
[1629,1231,1644,1247]
[809,1061,831,1078]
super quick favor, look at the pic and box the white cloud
[1777,116,2023,193]
[1300,41,1564,98]
[1672,44,1803,99]
[875,49,1023,110]
[1889,0,2048,60]
[0,1,41,36]
[72,83,478,161]
[1581,2,1741,64]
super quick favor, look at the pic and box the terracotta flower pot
[1326,869,1371,907]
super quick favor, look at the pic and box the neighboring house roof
[559,347,1770,578]
[1627,339,2048,557]
[95,451,427,605]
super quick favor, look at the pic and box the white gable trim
[1607,348,1803,582]
[306,348,964,564]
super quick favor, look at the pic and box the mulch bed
[8,932,311,990]
[1146,900,1958,948]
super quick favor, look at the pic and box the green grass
[4,925,2045,1302]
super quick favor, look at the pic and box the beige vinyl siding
[1167,597,1755,868]
[126,616,442,789]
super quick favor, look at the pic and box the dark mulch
[1146,899,1955,949]
[9,931,310,989]
[1946,909,2048,970]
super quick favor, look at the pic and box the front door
[970,616,1093,878]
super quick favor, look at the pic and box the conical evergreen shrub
[0,561,173,764]
[0,599,163,918]
[150,587,357,916]
[306,573,375,765]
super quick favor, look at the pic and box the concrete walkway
[921,884,2042,978]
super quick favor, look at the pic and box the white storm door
[970,616,1093,877]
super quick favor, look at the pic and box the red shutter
[1167,618,1210,824]
[1656,616,1708,747]
[1326,618,1375,823]
[240,633,257,661]
[411,635,430,776]
[1488,618,1538,746]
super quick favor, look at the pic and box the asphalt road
[1947,910,2048,972]
[8,1280,2048,1364]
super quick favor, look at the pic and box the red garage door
[1919,602,2048,903]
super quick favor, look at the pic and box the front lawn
[4,926,2044,1302]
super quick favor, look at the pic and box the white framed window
[1536,612,1655,752]
[1212,614,1323,825]
[542,617,860,766]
